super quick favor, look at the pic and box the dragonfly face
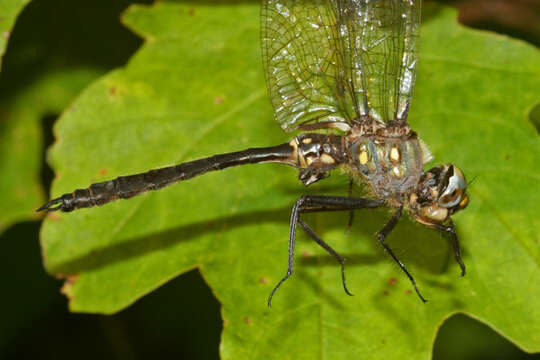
[412,164,469,224]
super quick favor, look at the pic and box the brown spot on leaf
[188,8,196,16]
[404,289,412,295]
[57,273,79,282]
[214,96,224,104]
[47,212,61,221]
[59,274,79,300]
[2,31,10,39]
[388,278,398,286]
[223,319,229,326]
[301,251,311,258]
[109,86,117,95]
[98,168,108,176]
[383,290,389,296]
[259,277,268,284]
[243,316,252,324]
[60,283,72,298]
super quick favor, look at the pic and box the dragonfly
[39,0,469,306]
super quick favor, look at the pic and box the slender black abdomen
[38,142,295,212]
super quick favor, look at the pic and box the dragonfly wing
[262,0,355,132]
[344,0,422,123]
[261,0,421,131]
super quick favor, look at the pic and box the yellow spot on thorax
[359,150,369,165]
[392,166,404,178]
[320,153,335,164]
[390,147,401,163]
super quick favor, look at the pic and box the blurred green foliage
[0,0,149,232]
[0,0,538,359]
[0,0,31,68]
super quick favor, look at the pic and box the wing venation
[261,0,422,131]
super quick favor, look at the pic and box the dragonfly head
[411,164,469,224]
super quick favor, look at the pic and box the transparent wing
[261,0,421,131]
[350,0,422,123]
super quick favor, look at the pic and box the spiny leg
[376,205,427,303]
[298,219,353,296]
[268,195,383,307]
[267,196,302,308]
[433,220,466,276]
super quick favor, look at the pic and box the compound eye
[439,166,467,208]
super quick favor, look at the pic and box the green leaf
[0,0,146,234]
[0,68,103,233]
[0,0,36,233]
[0,0,30,70]
[40,2,540,359]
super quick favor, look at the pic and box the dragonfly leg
[298,219,353,296]
[376,205,427,303]
[268,195,383,307]
[268,196,302,308]
[432,220,466,276]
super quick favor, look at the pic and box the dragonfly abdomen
[42,167,192,212]
[38,143,297,212]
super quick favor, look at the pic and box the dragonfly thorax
[288,123,468,227]
[347,126,425,203]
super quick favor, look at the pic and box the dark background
[1,0,539,359]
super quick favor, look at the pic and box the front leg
[376,206,427,303]
[431,220,466,276]
[415,216,466,277]
[267,195,383,307]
